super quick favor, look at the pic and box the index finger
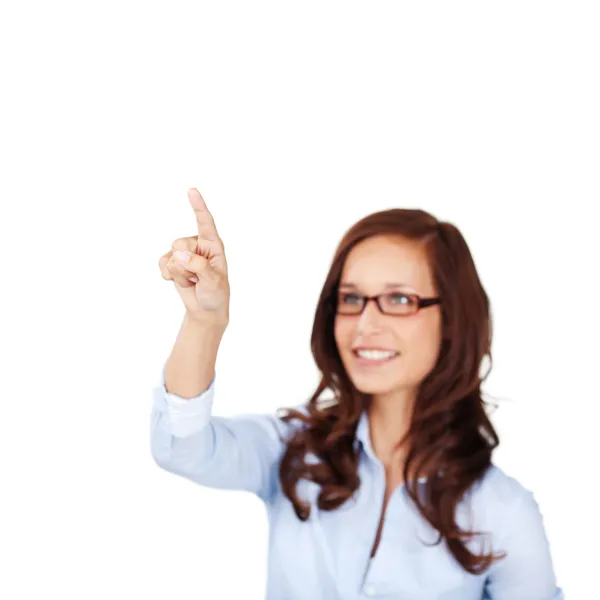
[188,188,220,242]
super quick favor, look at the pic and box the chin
[349,376,399,395]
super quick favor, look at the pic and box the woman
[152,188,563,600]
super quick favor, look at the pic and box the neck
[367,387,417,465]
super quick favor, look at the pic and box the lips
[352,347,397,353]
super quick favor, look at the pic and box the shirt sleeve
[484,489,564,599]
[150,363,293,503]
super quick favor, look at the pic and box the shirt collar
[354,408,374,457]
[353,408,429,484]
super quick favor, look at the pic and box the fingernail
[189,276,199,283]
[173,250,190,263]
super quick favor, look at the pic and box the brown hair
[277,208,504,575]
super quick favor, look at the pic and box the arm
[150,315,289,502]
[150,367,289,503]
[484,490,564,599]
[163,312,226,399]
[151,191,290,502]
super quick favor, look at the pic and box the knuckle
[159,257,171,277]
[171,238,189,251]
[167,257,183,272]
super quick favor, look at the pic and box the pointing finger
[188,188,220,243]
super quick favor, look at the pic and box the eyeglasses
[335,290,442,316]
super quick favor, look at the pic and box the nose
[357,298,385,333]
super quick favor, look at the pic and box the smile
[352,348,399,364]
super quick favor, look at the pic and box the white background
[1,1,598,598]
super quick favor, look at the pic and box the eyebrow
[338,282,413,289]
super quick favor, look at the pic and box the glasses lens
[336,292,363,314]
[380,292,417,315]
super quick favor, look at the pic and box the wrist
[184,311,229,332]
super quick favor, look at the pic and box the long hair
[277,208,504,575]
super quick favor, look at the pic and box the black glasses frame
[334,290,442,316]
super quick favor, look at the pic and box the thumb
[174,250,219,282]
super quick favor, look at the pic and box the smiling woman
[151,190,564,600]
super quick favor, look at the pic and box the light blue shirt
[150,367,564,600]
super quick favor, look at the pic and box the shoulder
[274,399,332,434]
[466,468,562,597]
[464,463,542,541]
[470,463,532,505]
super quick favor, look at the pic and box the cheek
[333,319,352,352]
[403,316,443,370]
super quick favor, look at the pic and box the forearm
[164,313,227,398]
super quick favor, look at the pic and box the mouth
[352,348,400,365]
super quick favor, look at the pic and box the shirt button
[364,585,376,597]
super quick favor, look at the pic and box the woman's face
[333,234,443,398]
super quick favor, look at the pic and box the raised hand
[158,189,230,324]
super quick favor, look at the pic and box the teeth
[355,349,398,360]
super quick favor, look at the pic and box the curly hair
[277,208,504,575]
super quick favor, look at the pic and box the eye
[340,292,362,305]
[389,293,414,305]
